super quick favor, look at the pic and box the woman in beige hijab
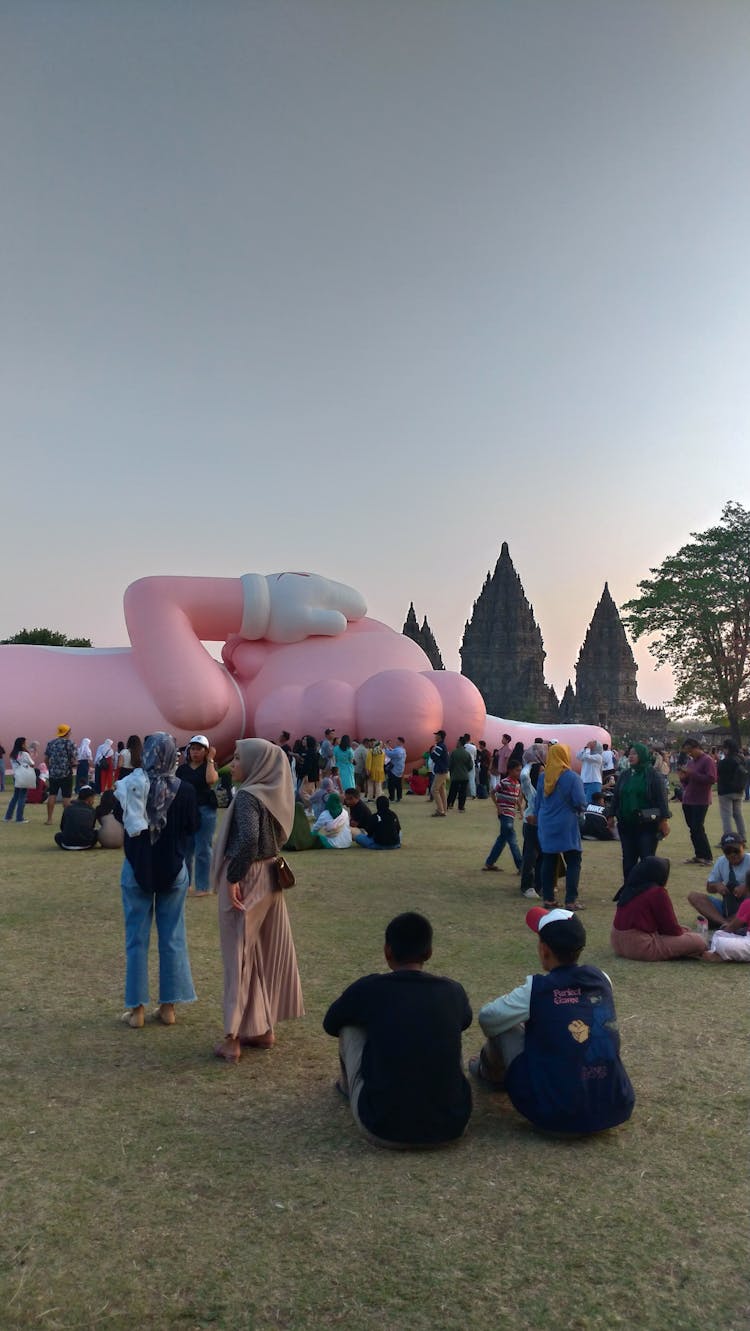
[210,739,304,1063]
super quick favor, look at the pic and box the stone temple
[402,603,444,670]
[458,543,559,722]
[573,583,667,737]
[406,546,667,739]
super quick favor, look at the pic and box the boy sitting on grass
[687,832,750,929]
[323,912,472,1148]
[470,907,635,1135]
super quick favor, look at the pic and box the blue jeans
[120,860,196,1007]
[583,781,602,803]
[486,815,522,869]
[541,849,581,905]
[4,787,28,821]
[354,834,401,849]
[184,805,217,893]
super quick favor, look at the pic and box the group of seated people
[324,907,635,1149]
[610,837,750,964]
[323,846,749,1151]
[283,786,402,852]
[53,787,124,850]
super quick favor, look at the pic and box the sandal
[567,901,586,911]
[240,1031,275,1049]
[214,1039,241,1065]
[154,1003,176,1025]
[122,1006,145,1029]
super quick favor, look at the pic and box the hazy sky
[3,0,749,708]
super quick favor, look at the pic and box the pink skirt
[218,858,304,1039]
[610,926,706,961]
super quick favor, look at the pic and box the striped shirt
[494,775,520,819]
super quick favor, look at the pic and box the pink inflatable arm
[123,572,368,731]
[124,577,244,730]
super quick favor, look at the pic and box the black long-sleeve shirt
[118,781,199,892]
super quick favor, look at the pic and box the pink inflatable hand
[262,573,367,642]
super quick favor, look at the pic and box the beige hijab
[211,739,295,886]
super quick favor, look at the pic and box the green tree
[1,627,93,648]
[621,503,750,744]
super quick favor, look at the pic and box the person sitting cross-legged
[687,832,750,930]
[354,794,401,849]
[54,786,99,850]
[469,908,635,1135]
[310,792,352,848]
[323,912,473,1149]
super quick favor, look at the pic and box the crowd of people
[2,719,748,1148]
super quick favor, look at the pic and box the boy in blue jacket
[470,907,634,1135]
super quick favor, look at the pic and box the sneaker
[521,888,540,899]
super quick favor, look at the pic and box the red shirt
[613,885,683,937]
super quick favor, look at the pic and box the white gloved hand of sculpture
[239,572,367,643]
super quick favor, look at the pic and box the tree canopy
[621,503,750,742]
[1,628,93,648]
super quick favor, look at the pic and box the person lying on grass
[323,912,472,1149]
[469,907,635,1136]
[702,872,750,963]
[687,832,750,930]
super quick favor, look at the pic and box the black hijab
[613,855,670,905]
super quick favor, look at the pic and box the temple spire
[402,604,444,670]
[460,544,558,721]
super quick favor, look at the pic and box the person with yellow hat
[44,724,77,824]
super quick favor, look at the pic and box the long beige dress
[218,858,304,1040]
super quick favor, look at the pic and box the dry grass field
[1,785,748,1331]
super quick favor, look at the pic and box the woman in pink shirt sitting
[611,856,707,961]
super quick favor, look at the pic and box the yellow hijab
[544,743,571,796]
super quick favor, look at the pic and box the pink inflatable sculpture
[1,572,608,762]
